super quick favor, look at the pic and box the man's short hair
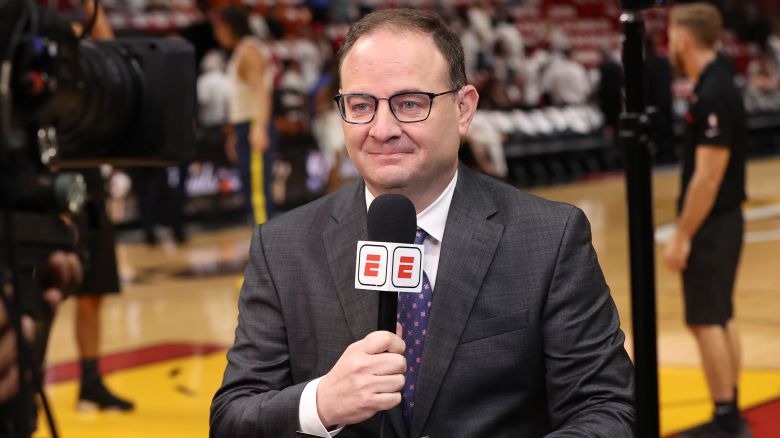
[217,5,253,39]
[670,2,723,49]
[337,9,466,90]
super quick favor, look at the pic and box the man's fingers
[0,330,17,375]
[48,251,83,292]
[0,366,19,404]
[665,254,684,272]
[44,288,64,309]
[47,251,69,289]
[663,255,674,271]
[370,352,407,376]
[361,331,405,355]
[384,334,405,355]
[21,316,36,344]
[371,391,402,411]
[663,246,683,272]
[369,374,405,395]
[47,251,83,295]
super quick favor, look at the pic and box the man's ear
[457,85,479,137]
[679,27,695,52]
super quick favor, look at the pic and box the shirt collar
[694,59,718,94]
[364,170,458,243]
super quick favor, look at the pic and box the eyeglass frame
[333,87,462,124]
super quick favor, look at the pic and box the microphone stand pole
[619,4,660,437]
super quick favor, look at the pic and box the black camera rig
[0,0,196,435]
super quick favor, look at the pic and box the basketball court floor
[33,156,780,437]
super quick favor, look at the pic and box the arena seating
[101,0,780,192]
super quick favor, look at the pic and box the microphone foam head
[367,194,417,244]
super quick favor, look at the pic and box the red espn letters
[363,254,382,277]
[396,256,415,279]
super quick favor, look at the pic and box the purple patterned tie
[397,228,432,429]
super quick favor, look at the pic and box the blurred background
[29,0,780,437]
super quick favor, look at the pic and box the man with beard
[664,3,750,437]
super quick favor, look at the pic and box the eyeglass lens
[339,93,432,123]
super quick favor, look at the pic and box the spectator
[494,11,523,60]
[132,166,187,246]
[769,19,780,66]
[463,111,508,179]
[478,67,514,110]
[213,5,276,224]
[197,50,231,127]
[542,49,591,106]
[747,49,780,92]
[519,43,549,108]
[311,63,350,192]
[467,0,494,50]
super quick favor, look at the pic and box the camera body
[3,0,196,215]
[13,36,196,167]
[0,1,196,434]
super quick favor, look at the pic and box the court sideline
[34,156,780,437]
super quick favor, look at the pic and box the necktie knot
[414,228,427,245]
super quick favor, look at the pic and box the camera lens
[53,40,142,158]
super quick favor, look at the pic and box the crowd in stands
[98,0,780,199]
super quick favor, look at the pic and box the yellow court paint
[35,352,227,438]
[33,357,780,437]
[660,366,780,435]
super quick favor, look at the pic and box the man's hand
[316,329,406,428]
[43,250,82,306]
[249,124,269,153]
[0,300,19,403]
[0,251,82,404]
[664,230,691,272]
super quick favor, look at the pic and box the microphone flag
[355,241,424,293]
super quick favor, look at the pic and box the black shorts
[683,208,743,325]
[74,169,120,297]
[76,219,120,296]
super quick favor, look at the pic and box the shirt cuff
[299,377,345,437]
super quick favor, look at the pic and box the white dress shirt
[298,171,458,436]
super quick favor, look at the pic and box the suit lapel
[322,182,373,341]
[321,181,407,437]
[410,168,503,438]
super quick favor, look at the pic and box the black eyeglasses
[333,88,461,124]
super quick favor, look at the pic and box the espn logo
[355,241,424,292]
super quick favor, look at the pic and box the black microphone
[366,194,417,333]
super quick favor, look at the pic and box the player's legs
[688,323,735,401]
[76,296,134,412]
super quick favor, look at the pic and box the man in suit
[211,9,635,438]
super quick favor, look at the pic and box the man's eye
[397,98,428,111]
[352,103,372,113]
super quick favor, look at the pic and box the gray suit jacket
[211,166,635,438]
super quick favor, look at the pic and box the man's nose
[368,100,402,141]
